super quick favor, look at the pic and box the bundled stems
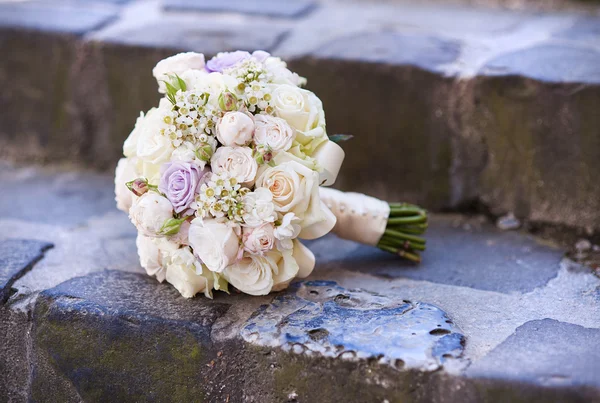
[377,203,428,263]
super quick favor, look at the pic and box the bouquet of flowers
[115,51,427,298]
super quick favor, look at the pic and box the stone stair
[1,0,600,401]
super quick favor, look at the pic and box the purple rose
[205,51,251,73]
[159,162,209,215]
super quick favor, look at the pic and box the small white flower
[243,223,275,255]
[129,193,174,238]
[211,146,258,185]
[242,187,277,227]
[217,111,254,146]
[188,218,240,273]
[253,114,295,152]
[274,213,301,250]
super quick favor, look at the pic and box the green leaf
[174,74,187,92]
[329,134,354,143]
[159,217,187,236]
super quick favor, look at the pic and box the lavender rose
[205,51,250,73]
[159,162,209,214]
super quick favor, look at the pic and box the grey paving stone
[242,280,465,371]
[467,319,600,389]
[0,2,118,35]
[0,239,52,303]
[0,165,118,227]
[163,0,316,18]
[482,44,600,84]
[313,32,461,73]
[306,215,564,293]
[554,17,600,44]
[97,20,288,54]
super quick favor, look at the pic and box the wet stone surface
[0,239,52,303]
[306,215,564,293]
[241,280,465,371]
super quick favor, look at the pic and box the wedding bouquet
[115,51,427,298]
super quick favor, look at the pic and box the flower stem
[377,202,428,262]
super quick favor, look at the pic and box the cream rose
[210,146,258,185]
[271,250,300,292]
[136,100,175,165]
[129,193,174,237]
[223,253,277,295]
[243,223,275,255]
[114,157,139,213]
[152,52,205,92]
[136,234,169,282]
[188,218,240,273]
[165,247,213,298]
[274,213,301,250]
[255,161,322,225]
[253,114,295,152]
[271,84,327,154]
[217,111,254,146]
[242,187,277,227]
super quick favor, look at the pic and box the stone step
[0,164,599,402]
[0,2,599,229]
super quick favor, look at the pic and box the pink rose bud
[126,177,149,197]
[218,91,238,111]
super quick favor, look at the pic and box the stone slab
[0,164,118,227]
[467,319,600,389]
[554,17,600,44]
[306,215,565,293]
[482,44,600,84]
[163,0,316,18]
[0,239,52,303]
[0,2,118,35]
[313,32,462,73]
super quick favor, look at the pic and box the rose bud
[126,177,150,196]
[218,91,238,111]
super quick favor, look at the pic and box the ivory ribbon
[318,187,390,246]
[313,140,345,186]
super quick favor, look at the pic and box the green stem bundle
[377,203,428,263]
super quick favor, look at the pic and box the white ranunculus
[255,161,323,228]
[165,247,213,298]
[136,99,174,165]
[243,223,275,255]
[136,233,169,282]
[188,218,240,273]
[242,187,277,227]
[223,253,277,295]
[210,146,258,185]
[253,114,295,152]
[129,193,174,237]
[153,52,205,93]
[270,84,327,154]
[114,157,139,213]
[217,112,254,146]
[274,213,301,250]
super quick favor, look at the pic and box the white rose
[129,193,174,237]
[243,223,275,255]
[274,213,301,250]
[210,146,258,185]
[114,157,139,213]
[271,249,300,292]
[242,187,276,227]
[153,52,205,93]
[264,57,305,86]
[165,247,213,298]
[223,253,276,295]
[253,114,295,152]
[255,161,323,227]
[271,84,326,154]
[136,100,175,165]
[188,218,240,273]
[136,234,170,282]
[123,112,145,157]
[217,112,254,146]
